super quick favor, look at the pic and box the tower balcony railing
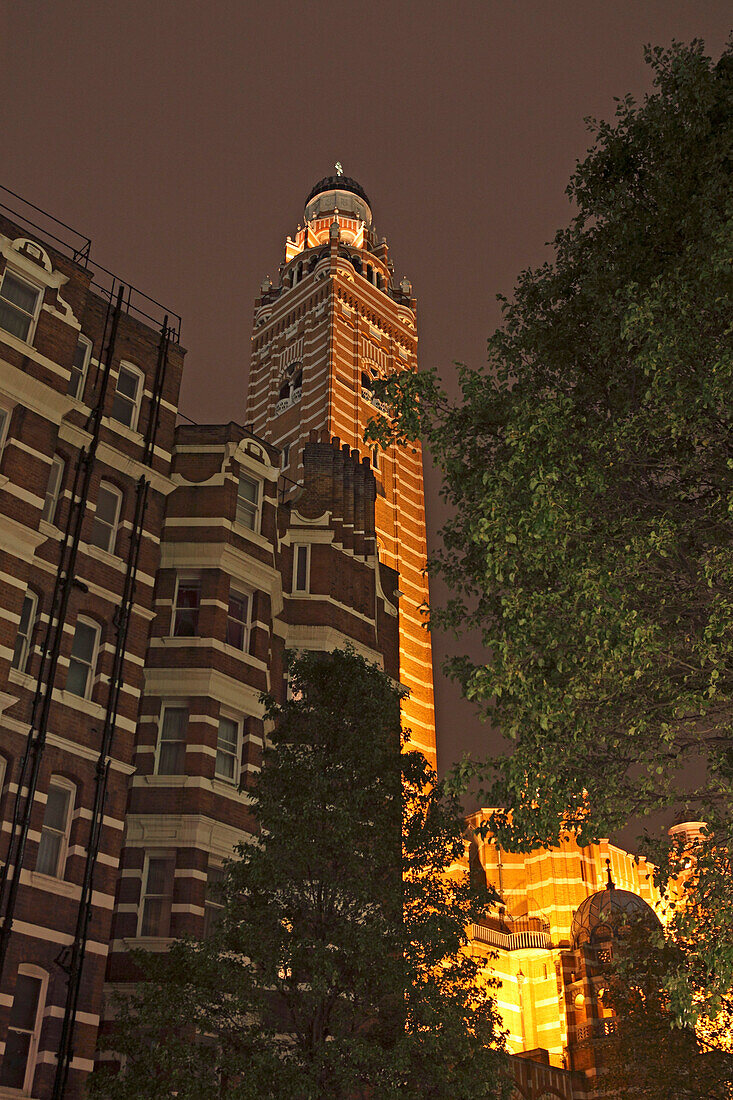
[275,397,291,416]
[361,386,390,415]
[470,919,551,952]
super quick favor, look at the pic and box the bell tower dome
[246,170,437,766]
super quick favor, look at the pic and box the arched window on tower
[361,371,373,398]
[276,366,303,414]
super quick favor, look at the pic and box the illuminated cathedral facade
[0,174,671,1099]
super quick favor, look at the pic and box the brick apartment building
[0,176,670,1100]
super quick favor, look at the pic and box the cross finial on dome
[605,858,615,890]
[335,161,343,176]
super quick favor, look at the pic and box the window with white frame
[90,481,122,553]
[0,270,41,342]
[156,706,188,775]
[226,588,250,651]
[371,444,380,471]
[110,361,143,430]
[41,455,64,525]
[235,473,259,531]
[35,777,74,877]
[66,617,99,698]
[172,579,201,637]
[139,853,176,937]
[215,715,240,783]
[0,966,47,1091]
[0,756,7,802]
[11,590,37,673]
[293,543,310,593]
[204,863,226,937]
[68,334,92,401]
[0,405,11,459]
[281,443,290,470]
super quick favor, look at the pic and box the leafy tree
[91,649,509,1099]
[597,913,733,1098]
[367,39,732,1021]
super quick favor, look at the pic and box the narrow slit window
[36,780,73,877]
[140,854,175,937]
[293,544,309,593]
[0,407,9,456]
[215,716,239,783]
[90,481,122,553]
[173,580,201,637]
[156,707,188,775]
[41,455,64,525]
[66,619,99,698]
[226,590,249,651]
[204,864,226,938]
[11,591,37,673]
[68,335,91,400]
[0,971,44,1090]
[236,474,259,531]
[110,362,143,430]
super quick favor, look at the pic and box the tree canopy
[367,39,732,1023]
[92,649,509,1099]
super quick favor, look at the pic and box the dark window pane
[217,718,238,754]
[238,476,257,504]
[73,339,88,370]
[96,486,119,524]
[295,545,308,591]
[0,302,31,340]
[69,339,89,399]
[0,1028,31,1088]
[116,367,139,400]
[146,857,174,895]
[71,622,96,663]
[174,584,200,636]
[44,785,69,832]
[66,658,89,697]
[36,830,62,876]
[215,751,236,781]
[1,275,39,314]
[158,742,185,775]
[110,392,133,426]
[8,975,41,1031]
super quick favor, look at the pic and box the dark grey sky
[2,1,730,777]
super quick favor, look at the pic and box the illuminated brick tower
[246,171,436,765]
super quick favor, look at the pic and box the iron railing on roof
[0,184,181,343]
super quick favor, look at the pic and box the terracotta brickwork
[0,211,183,1097]
[101,422,399,1054]
[245,177,436,765]
[465,811,664,1098]
[0,183,671,1100]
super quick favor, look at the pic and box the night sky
[2,2,730,780]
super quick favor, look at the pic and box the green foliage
[598,912,733,1098]
[367,38,733,1024]
[91,649,509,1099]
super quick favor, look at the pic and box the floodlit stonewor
[0,42,731,1090]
